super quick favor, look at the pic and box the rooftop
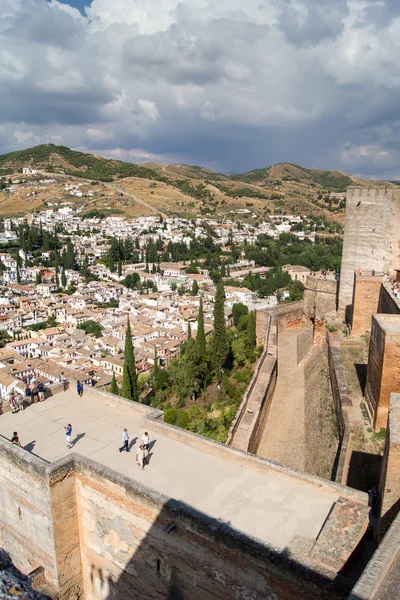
[0,388,368,566]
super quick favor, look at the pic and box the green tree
[191,280,199,295]
[232,302,248,326]
[61,266,67,289]
[117,260,122,278]
[16,253,21,284]
[196,297,206,356]
[153,346,159,391]
[110,372,119,395]
[211,282,228,377]
[187,321,192,340]
[121,318,139,402]
[77,320,103,338]
[247,311,257,348]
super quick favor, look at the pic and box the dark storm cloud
[1,0,400,178]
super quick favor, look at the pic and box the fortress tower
[338,187,400,318]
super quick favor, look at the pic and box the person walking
[64,424,73,449]
[38,382,45,402]
[142,431,150,455]
[76,381,83,397]
[11,432,21,447]
[63,377,69,392]
[120,428,129,453]
[136,444,146,470]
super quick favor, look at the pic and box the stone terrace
[0,387,369,565]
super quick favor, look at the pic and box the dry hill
[0,144,393,221]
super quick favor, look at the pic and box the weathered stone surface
[303,276,338,321]
[339,187,400,316]
[365,315,400,431]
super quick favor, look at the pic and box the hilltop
[0,144,392,221]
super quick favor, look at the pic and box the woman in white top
[142,432,150,453]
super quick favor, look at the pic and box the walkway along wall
[326,332,352,484]
[226,315,277,452]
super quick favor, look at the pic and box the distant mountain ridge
[0,144,391,221]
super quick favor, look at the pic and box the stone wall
[379,393,400,537]
[0,439,368,600]
[296,327,313,365]
[303,276,337,321]
[378,283,400,316]
[303,344,339,480]
[351,275,383,336]
[365,315,400,431]
[339,187,400,317]
[265,301,303,329]
[226,317,277,452]
[326,333,352,484]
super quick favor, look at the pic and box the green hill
[0,144,164,183]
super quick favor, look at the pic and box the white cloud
[0,0,400,176]
[14,130,34,144]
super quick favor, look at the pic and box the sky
[1,0,400,177]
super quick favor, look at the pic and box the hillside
[0,144,392,222]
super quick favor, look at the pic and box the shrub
[164,408,177,425]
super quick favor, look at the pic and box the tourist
[17,393,24,411]
[11,432,21,447]
[63,377,69,392]
[142,431,150,454]
[31,384,39,403]
[120,428,129,452]
[136,444,146,470]
[64,424,73,448]
[37,382,45,402]
[77,380,83,397]
[9,393,19,414]
[368,486,380,517]
[25,384,32,405]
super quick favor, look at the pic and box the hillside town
[0,203,325,406]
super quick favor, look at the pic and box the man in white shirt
[142,431,150,454]
[120,428,129,453]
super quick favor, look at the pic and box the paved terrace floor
[0,389,340,551]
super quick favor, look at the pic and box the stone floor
[258,328,306,470]
[0,387,340,550]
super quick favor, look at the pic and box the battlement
[0,387,369,600]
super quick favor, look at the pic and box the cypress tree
[121,318,139,402]
[110,372,119,395]
[35,271,42,285]
[118,260,122,277]
[247,310,257,348]
[196,297,206,356]
[153,346,159,391]
[211,282,228,377]
[187,321,192,340]
[16,253,21,284]
[191,280,198,296]
[61,266,67,289]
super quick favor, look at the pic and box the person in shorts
[17,393,25,411]
[38,382,45,402]
[64,424,73,448]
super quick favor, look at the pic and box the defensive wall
[0,387,371,600]
[226,314,277,453]
[339,187,400,319]
[303,276,338,321]
[326,332,352,484]
[351,277,400,337]
[348,393,400,600]
[364,314,400,431]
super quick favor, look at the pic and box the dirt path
[102,182,167,218]
[257,328,306,471]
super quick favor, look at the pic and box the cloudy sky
[1,0,400,177]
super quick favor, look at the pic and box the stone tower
[338,187,400,318]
